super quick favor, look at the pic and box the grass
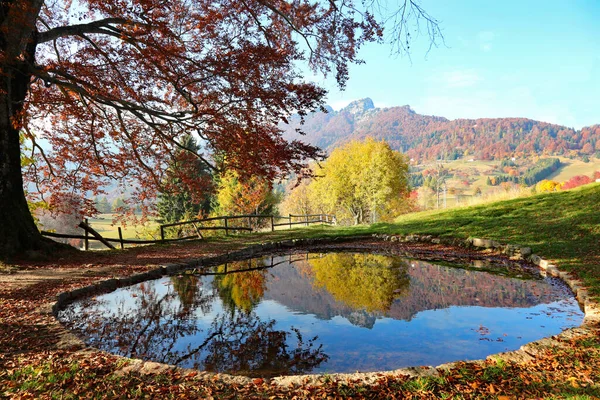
[548,157,600,182]
[87,214,159,240]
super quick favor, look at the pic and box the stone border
[51,234,600,386]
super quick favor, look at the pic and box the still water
[58,252,583,377]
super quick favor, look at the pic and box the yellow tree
[213,170,278,216]
[279,177,316,217]
[311,138,409,224]
[536,179,562,193]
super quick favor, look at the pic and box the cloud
[477,31,495,52]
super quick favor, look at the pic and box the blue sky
[315,0,599,129]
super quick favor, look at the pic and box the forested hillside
[282,98,600,162]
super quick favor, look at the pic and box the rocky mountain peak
[342,98,375,115]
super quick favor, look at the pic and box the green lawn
[87,214,159,240]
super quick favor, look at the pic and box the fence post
[224,216,229,236]
[160,225,165,241]
[271,215,274,232]
[248,216,252,230]
[84,218,89,250]
[289,214,292,230]
[118,227,124,250]
[305,214,309,226]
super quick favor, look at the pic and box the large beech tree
[0,0,440,257]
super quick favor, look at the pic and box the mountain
[282,98,600,162]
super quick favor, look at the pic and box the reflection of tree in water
[214,258,268,313]
[170,275,213,317]
[308,253,410,312]
[61,276,327,377]
[200,313,328,377]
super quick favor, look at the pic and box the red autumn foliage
[562,175,592,190]
[1,0,442,256]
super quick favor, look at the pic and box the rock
[520,247,532,257]
[472,238,501,249]
[528,254,542,266]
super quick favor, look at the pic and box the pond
[58,252,583,377]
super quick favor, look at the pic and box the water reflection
[214,260,268,313]
[309,253,410,312]
[61,275,327,377]
[59,252,583,375]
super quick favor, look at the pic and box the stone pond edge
[49,234,600,387]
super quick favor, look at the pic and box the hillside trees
[286,138,410,225]
[282,104,600,162]
[0,0,442,258]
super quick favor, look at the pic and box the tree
[536,179,561,193]
[562,175,592,190]
[0,0,441,258]
[157,135,213,224]
[111,197,126,213]
[94,197,111,214]
[212,170,278,217]
[310,138,410,224]
[279,175,317,217]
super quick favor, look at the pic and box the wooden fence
[41,213,335,250]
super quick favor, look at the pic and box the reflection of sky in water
[252,299,580,372]
[59,253,584,375]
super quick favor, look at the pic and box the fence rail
[40,213,335,251]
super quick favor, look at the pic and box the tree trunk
[0,69,51,259]
[0,1,68,259]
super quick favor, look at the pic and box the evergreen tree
[95,197,111,213]
[111,197,126,212]
[157,135,213,223]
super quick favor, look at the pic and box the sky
[313,0,600,129]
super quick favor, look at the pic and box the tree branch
[37,18,136,43]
